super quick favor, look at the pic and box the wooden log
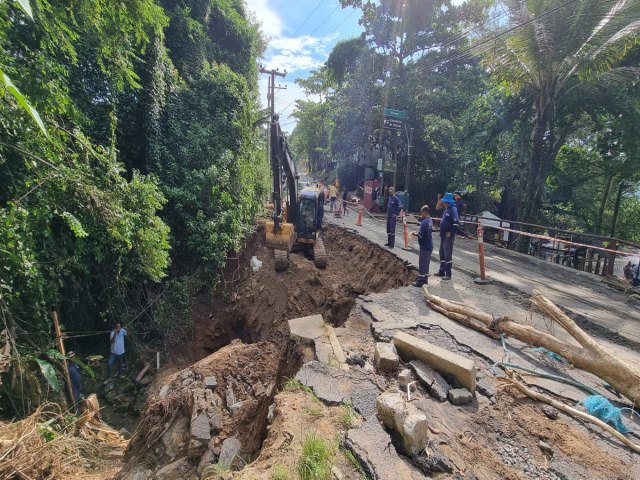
[426,300,500,340]
[505,372,640,455]
[422,286,640,404]
[51,311,75,406]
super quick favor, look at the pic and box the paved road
[327,209,640,347]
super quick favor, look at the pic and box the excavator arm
[270,114,298,231]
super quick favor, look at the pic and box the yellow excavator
[265,114,327,272]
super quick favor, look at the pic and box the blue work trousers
[438,236,455,276]
[386,215,397,246]
[419,248,433,276]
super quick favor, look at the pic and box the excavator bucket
[265,221,296,271]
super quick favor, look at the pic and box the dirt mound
[120,341,301,479]
[186,225,414,362]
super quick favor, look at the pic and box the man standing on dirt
[434,192,459,280]
[107,323,127,378]
[317,187,325,230]
[342,189,349,215]
[329,183,338,212]
[385,187,404,249]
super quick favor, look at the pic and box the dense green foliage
[292,0,640,239]
[0,0,268,415]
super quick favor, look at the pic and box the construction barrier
[355,204,363,226]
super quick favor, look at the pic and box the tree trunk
[423,287,640,404]
[596,173,615,234]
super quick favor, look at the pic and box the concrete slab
[394,331,477,393]
[288,314,348,369]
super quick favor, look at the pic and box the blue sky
[245,1,468,132]
[245,0,364,132]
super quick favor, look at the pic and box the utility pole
[404,126,414,212]
[260,66,287,117]
[260,67,287,181]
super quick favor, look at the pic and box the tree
[487,0,640,222]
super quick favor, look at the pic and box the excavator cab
[265,115,326,271]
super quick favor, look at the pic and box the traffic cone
[403,212,409,249]
[356,204,363,226]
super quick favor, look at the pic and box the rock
[204,375,218,391]
[539,440,554,456]
[393,331,476,393]
[230,401,244,415]
[197,449,217,476]
[225,383,236,409]
[190,412,211,441]
[267,403,276,423]
[476,378,495,398]
[448,388,473,406]
[187,438,205,460]
[346,352,368,367]
[156,458,187,480]
[363,360,374,372]
[376,390,429,456]
[252,382,265,396]
[118,427,131,440]
[140,375,153,386]
[414,451,454,474]
[374,342,399,372]
[218,437,241,469]
[161,416,189,460]
[331,465,345,479]
[159,384,170,398]
[398,369,413,388]
[541,405,559,420]
[410,360,450,402]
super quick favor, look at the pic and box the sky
[245,1,468,133]
[245,0,364,132]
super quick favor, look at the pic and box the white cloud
[245,0,283,38]
[245,2,341,131]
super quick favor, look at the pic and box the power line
[309,4,341,36]
[330,8,357,35]
[291,0,324,37]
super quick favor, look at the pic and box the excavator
[265,114,327,272]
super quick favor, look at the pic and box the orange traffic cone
[403,213,409,249]
[356,204,363,226]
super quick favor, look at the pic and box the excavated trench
[120,224,415,478]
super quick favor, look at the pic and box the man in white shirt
[107,323,127,378]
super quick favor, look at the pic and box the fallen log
[422,286,640,404]
[504,372,640,455]
[426,301,500,340]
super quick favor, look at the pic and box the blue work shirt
[440,204,459,238]
[110,328,127,355]
[418,217,434,250]
[387,195,403,217]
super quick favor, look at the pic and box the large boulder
[376,390,429,456]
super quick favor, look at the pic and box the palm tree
[487,0,640,222]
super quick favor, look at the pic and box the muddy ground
[94,224,639,479]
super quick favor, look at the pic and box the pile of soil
[120,340,303,480]
[186,224,414,362]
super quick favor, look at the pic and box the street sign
[377,158,383,171]
[383,117,403,130]
[384,108,407,119]
[383,108,407,130]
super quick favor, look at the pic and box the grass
[305,404,325,418]
[297,431,335,480]
[337,400,360,430]
[201,463,230,479]
[280,378,322,405]
[271,462,290,480]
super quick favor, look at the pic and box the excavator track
[274,249,290,272]
[313,235,328,269]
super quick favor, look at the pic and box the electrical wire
[309,3,341,36]
[291,0,324,37]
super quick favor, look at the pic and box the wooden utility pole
[51,310,74,404]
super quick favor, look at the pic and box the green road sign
[383,108,407,119]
